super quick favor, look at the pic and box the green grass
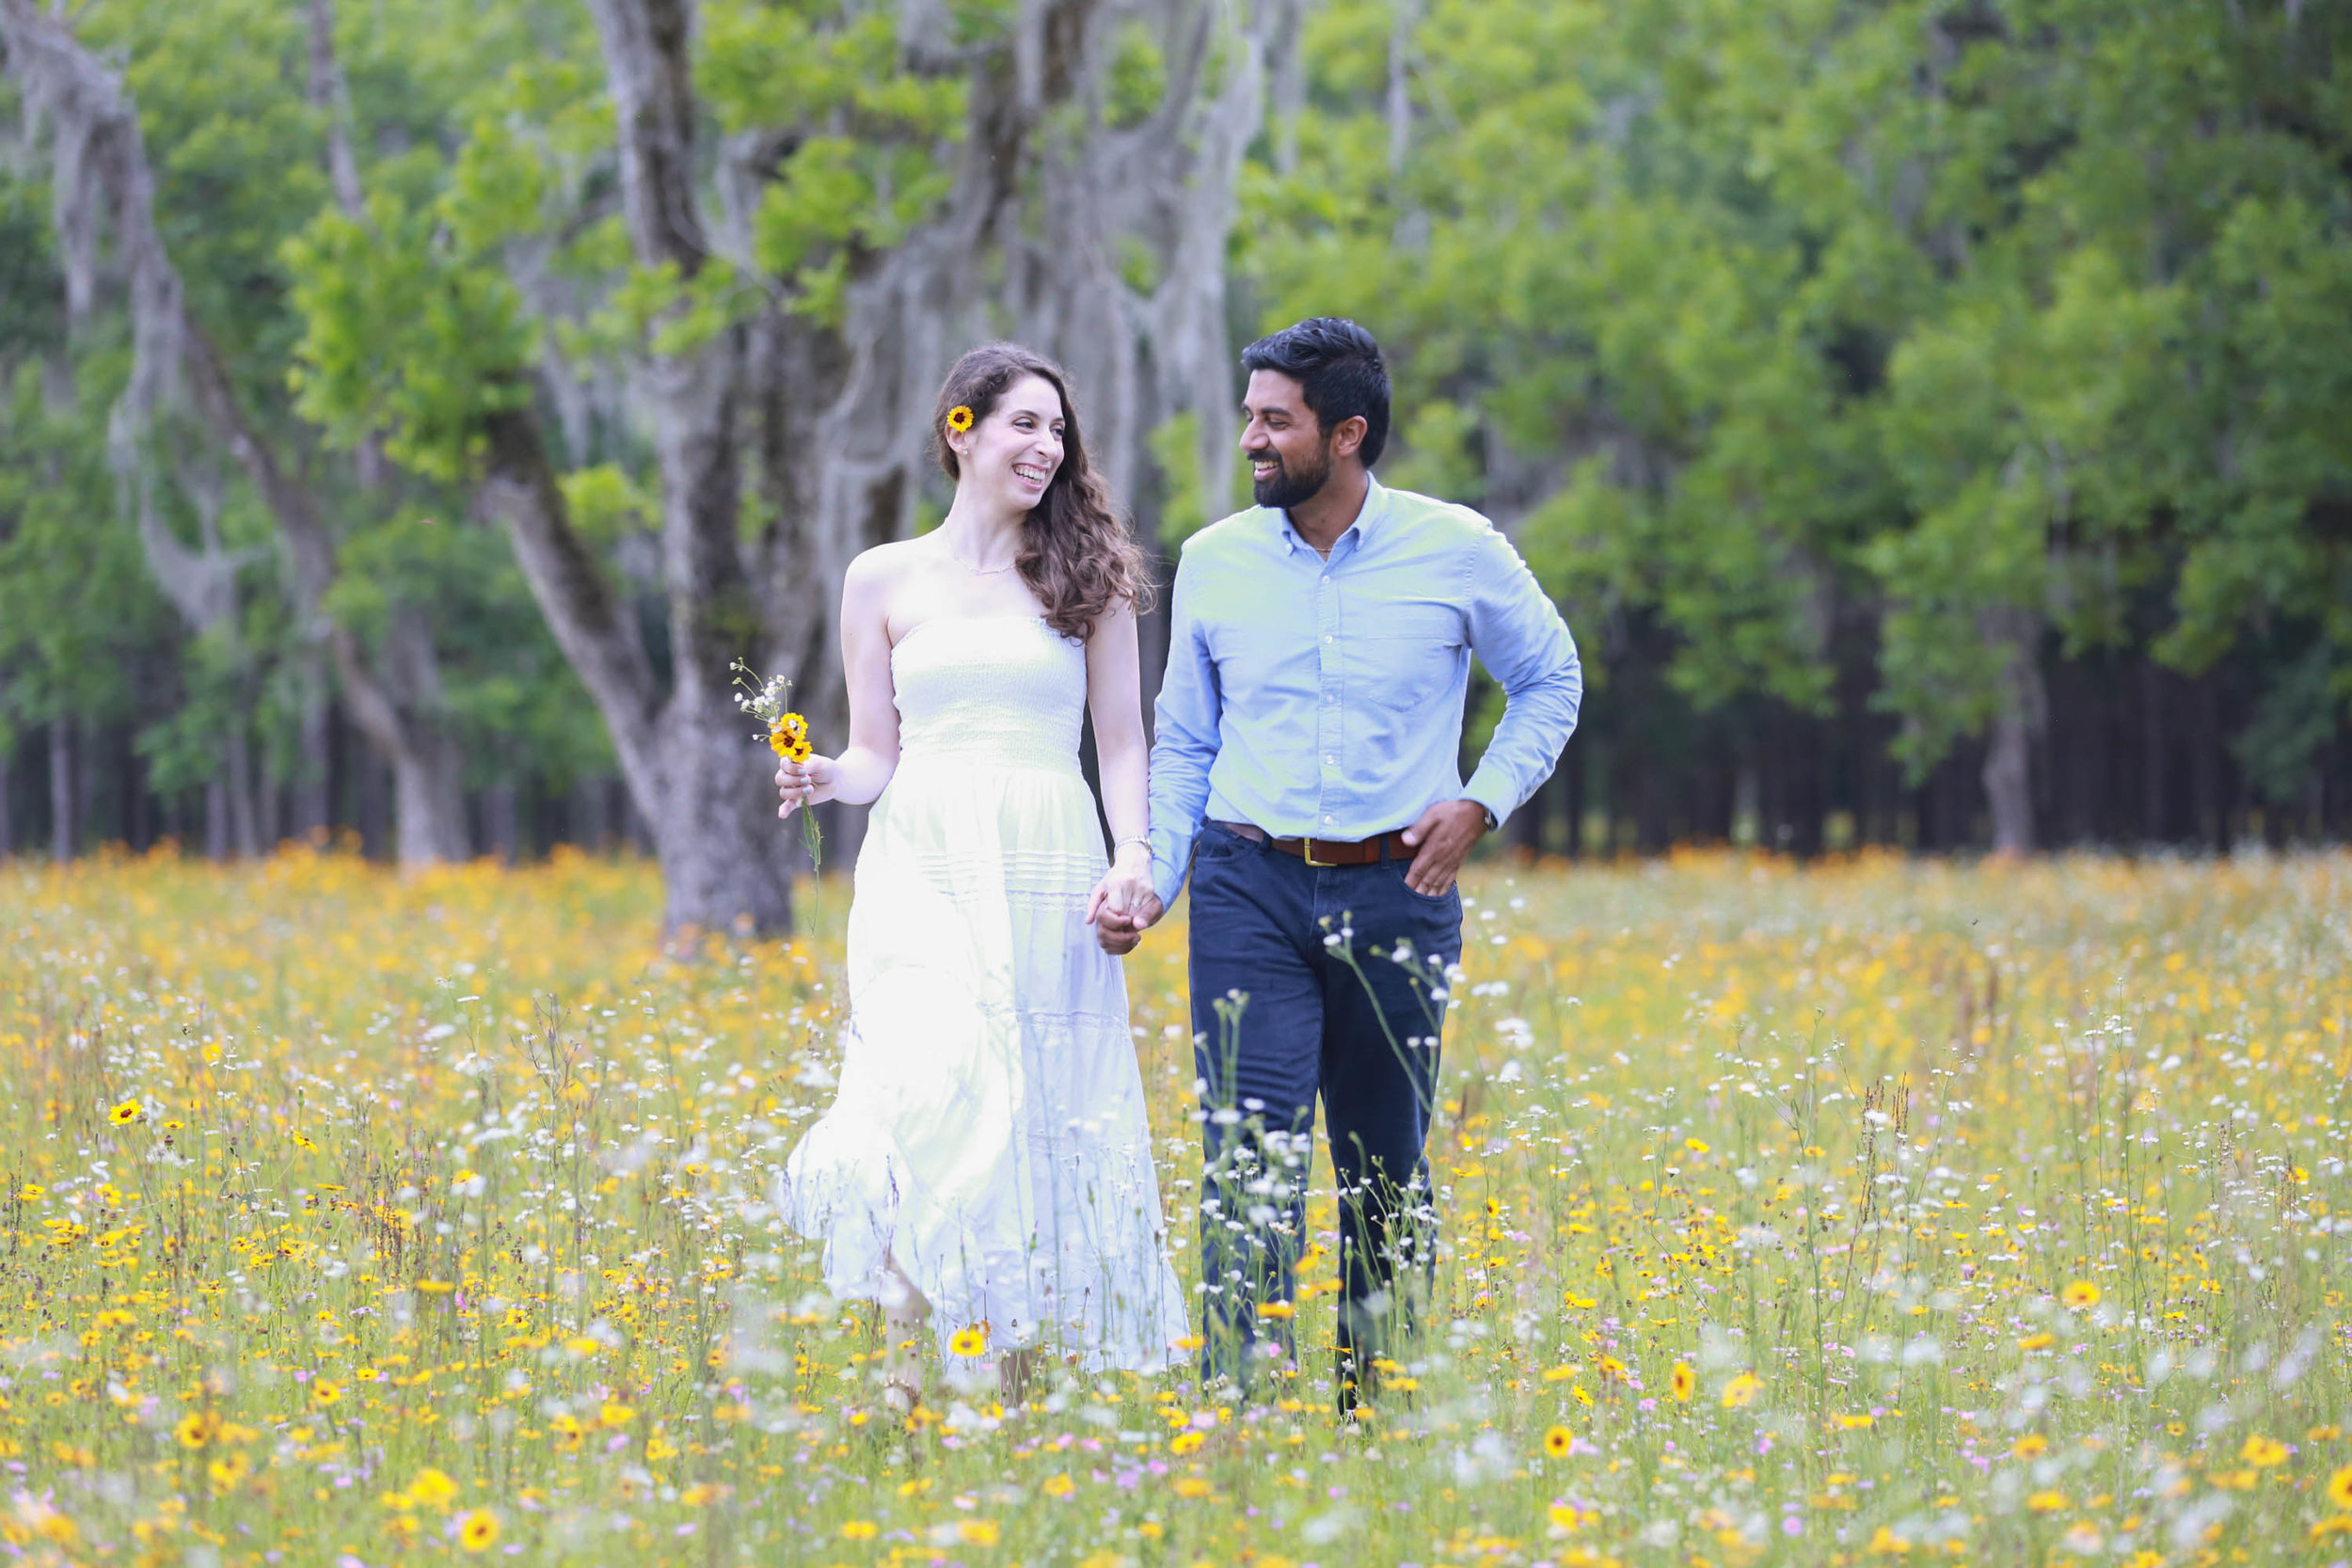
[2,845,2348,1566]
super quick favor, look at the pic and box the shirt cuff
[1151,856,1188,911]
[1462,772,1515,836]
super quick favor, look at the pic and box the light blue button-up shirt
[1149,476,1581,908]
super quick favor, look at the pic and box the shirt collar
[1275,474,1389,558]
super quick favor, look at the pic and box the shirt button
[1324,754,1335,765]
[1323,634,1333,644]
[1323,816,1334,825]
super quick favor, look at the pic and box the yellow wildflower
[2241,1434,2288,1467]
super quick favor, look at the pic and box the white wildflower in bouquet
[731,659,821,870]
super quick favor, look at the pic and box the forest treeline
[2,0,2347,923]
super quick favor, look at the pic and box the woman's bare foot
[995,1344,1044,1408]
[882,1362,921,1418]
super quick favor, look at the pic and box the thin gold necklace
[945,538,1021,577]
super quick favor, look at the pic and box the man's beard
[1249,441,1333,511]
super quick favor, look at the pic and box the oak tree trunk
[468,0,1297,934]
[49,717,72,863]
[1979,607,2044,856]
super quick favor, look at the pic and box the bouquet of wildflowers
[731,659,822,870]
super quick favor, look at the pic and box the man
[1098,317,1581,1407]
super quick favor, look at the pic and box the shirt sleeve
[1149,549,1222,909]
[1460,522,1581,831]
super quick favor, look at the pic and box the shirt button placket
[1317,567,1339,834]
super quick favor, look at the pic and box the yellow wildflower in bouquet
[730,659,822,870]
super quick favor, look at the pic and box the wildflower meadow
[3,847,2348,1567]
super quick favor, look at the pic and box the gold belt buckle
[1301,836,1336,868]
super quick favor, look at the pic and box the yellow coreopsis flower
[458,1510,499,1552]
[768,713,811,763]
[2241,1434,2289,1467]
[108,1100,143,1125]
[406,1466,458,1512]
[1721,1371,1762,1408]
[948,1324,989,1357]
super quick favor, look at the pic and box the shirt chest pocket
[1342,602,1462,714]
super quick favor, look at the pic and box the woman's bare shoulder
[843,538,942,613]
[846,537,935,587]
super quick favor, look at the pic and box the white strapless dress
[780,615,1188,1370]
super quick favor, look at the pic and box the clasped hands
[776,759,1486,957]
[1088,798,1487,958]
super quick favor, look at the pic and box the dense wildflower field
[2,847,2349,1568]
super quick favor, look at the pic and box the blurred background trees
[2,0,2346,917]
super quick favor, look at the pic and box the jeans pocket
[1395,863,1460,911]
[1193,822,1243,862]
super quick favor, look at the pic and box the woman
[774,344,1187,1409]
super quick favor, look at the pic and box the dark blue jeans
[1186,821,1462,1400]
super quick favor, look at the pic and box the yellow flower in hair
[946,404,975,433]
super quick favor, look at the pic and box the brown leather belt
[1213,820,1414,867]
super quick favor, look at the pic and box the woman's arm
[1081,598,1153,929]
[778,554,900,816]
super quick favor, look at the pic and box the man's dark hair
[1240,317,1391,468]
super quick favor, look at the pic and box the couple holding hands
[773,318,1581,1414]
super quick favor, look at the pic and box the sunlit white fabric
[780,615,1188,1370]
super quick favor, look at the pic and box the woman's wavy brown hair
[931,343,1152,641]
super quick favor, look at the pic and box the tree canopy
[3,0,2347,895]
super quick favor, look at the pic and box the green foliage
[284,196,534,483]
[0,355,175,728]
[11,0,2350,847]
[1248,0,2352,789]
[700,0,967,325]
[1104,19,1168,131]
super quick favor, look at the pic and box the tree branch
[477,407,663,791]
[583,0,710,276]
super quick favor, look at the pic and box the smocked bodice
[890,615,1085,772]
